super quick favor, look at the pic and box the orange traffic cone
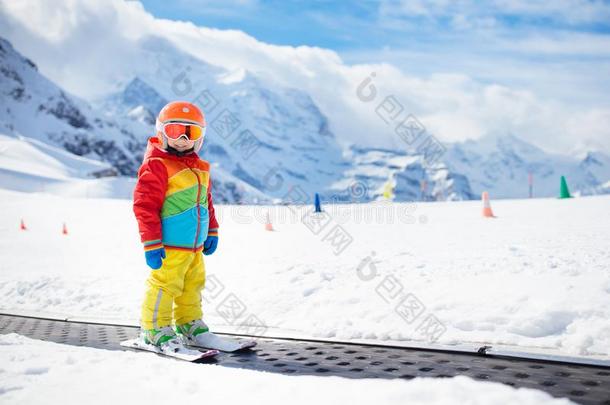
[62,222,68,235]
[482,191,496,218]
[20,218,27,231]
[264,211,274,231]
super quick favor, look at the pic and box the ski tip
[193,349,220,362]
[120,338,139,347]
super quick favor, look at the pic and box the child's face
[166,136,195,152]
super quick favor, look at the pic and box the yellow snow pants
[140,248,206,330]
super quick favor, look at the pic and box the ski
[120,338,219,361]
[180,331,257,353]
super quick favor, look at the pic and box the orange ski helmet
[155,101,207,152]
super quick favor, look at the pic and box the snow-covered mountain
[579,180,610,196]
[93,35,347,203]
[0,37,148,175]
[100,77,167,126]
[444,134,610,199]
[330,146,475,202]
[85,36,610,202]
[90,35,477,203]
[0,36,271,203]
[1,35,609,203]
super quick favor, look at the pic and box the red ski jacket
[133,137,219,252]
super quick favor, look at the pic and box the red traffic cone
[62,222,68,235]
[20,218,27,231]
[482,191,496,218]
[265,211,274,231]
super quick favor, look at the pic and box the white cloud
[0,0,608,155]
[498,31,610,56]
[494,0,610,24]
[380,0,610,25]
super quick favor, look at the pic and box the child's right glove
[145,247,166,270]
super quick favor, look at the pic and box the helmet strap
[194,138,204,153]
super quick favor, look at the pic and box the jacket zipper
[189,164,202,251]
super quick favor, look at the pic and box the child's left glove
[203,235,218,256]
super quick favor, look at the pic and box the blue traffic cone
[314,193,322,213]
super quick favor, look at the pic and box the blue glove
[145,247,166,269]
[203,236,218,256]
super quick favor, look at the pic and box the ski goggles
[159,122,206,141]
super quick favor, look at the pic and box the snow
[0,118,607,405]
[0,133,135,199]
[0,334,573,405]
[0,188,609,361]
[0,134,111,179]
[0,4,607,403]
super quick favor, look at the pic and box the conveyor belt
[1,313,608,404]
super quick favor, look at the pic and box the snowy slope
[0,133,136,198]
[0,133,115,179]
[0,188,608,360]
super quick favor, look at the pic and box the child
[133,100,219,348]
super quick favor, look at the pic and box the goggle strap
[162,119,204,127]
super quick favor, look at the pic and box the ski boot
[141,326,183,349]
[175,319,256,352]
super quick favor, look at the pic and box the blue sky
[140,0,379,50]
[139,0,610,50]
[139,0,610,108]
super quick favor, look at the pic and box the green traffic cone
[559,175,572,199]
